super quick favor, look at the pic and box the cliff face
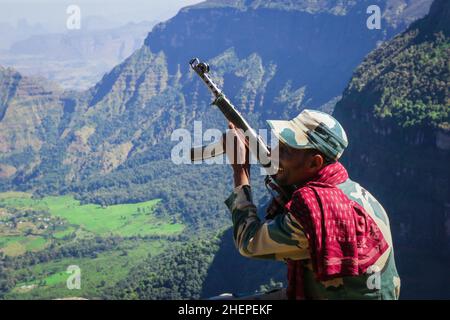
[333,0,449,298]
[0,0,445,299]
[145,0,432,112]
[0,21,157,90]
[0,66,69,182]
[0,0,432,187]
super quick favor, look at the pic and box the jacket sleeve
[224,184,310,261]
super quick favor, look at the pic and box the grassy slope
[42,196,182,237]
[0,192,183,255]
[0,192,186,299]
[7,240,167,299]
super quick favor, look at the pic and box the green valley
[6,239,168,299]
[1,0,447,300]
[0,192,185,299]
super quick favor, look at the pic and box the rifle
[188,58,295,213]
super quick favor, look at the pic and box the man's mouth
[275,166,285,178]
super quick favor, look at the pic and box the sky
[0,0,204,31]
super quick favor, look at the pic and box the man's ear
[310,154,324,170]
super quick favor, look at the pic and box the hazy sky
[0,0,204,31]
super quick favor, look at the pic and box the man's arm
[224,184,309,261]
[225,122,308,261]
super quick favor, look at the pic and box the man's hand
[226,122,250,187]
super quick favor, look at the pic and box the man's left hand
[225,122,251,187]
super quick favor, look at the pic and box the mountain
[8,21,156,61]
[0,19,49,51]
[0,21,158,90]
[333,0,449,298]
[0,65,78,185]
[0,0,440,299]
[144,0,432,112]
[0,65,65,158]
[0,0,432,189]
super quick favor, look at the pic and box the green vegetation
[0,192,183,247]
[106,228,287,300]
[41,195,181,237]
[53,227,76,240]
[346,29,449,129]
[0,235,50,257]
[332,0,450,299]
[4,239,167,299]
[0,192,187,299]
[107,237,221,300]
[0,0,445,300]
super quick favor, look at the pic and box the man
[224,109,401,300]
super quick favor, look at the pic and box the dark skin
[226,122,327,187]
[226,122,328,217]
[272,140,327,187]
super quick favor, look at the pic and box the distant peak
[182,0,358,14]
[416,0,450,35]
[179,0,434,28]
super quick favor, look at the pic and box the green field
[0,193,183,236]
[0,191,184,299]
[0,192,184,255]
[53,227,76,239]
[43,195,182,236]
[7,240,167,299]
[0,235,50,256]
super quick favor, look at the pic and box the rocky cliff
[0,0,442,299]
[0,0,432,189]
[333,0,449,298]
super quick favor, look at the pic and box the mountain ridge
[333,0,449,298]
[0,0,434,215]
[0,0,447,299]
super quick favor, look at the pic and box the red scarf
[284,162,389,299]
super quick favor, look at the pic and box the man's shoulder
[337,178,390,226]
[338,178,399,292]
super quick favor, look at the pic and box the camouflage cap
[267,109,348,160]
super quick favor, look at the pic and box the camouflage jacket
[224,179,401,300]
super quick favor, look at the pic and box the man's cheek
[277,169,289,185]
